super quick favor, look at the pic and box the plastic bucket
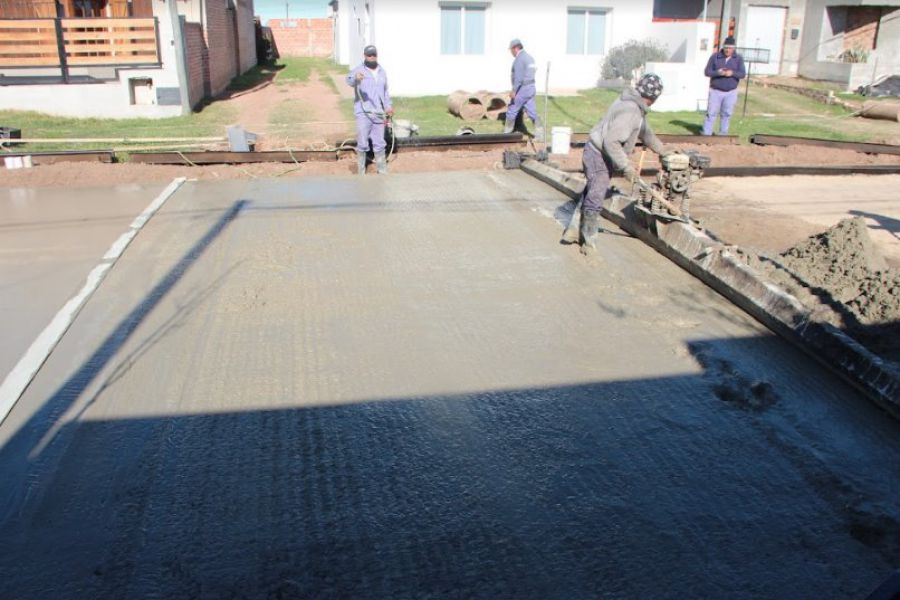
[551,126,572,155]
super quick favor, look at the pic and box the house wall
[269,18,333,56]
[798,0,900,89]
[340,0,655,96]
[646,21,716,112]
[334,0,370,66]
[236,0,257,72]
[204,0,239,96]
[729,0,806,76]
[185,21,209,105]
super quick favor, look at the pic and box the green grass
[391,84,871,142]
[0,102,238,152]
[274,57,344,85]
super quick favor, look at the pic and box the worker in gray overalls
[504,39,543,142]
[578,73,671,255]
[347,45,394,175]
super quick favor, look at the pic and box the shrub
[601,39,669,80]
[837,47,869,64]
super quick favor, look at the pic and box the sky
[254,0,329,23]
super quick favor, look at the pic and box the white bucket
[551,126,572,155]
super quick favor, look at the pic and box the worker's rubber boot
[533,117,545,143]
[579,208,603,256]
[375,151,387,175]
[356,151,367,175]
[560,201,581,244]
[503,120,515,134]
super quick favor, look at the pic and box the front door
[743,5,787,75]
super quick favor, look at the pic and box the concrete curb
[520,159,900,419]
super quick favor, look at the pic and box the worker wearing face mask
[346,45,394,174]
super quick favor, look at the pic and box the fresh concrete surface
[0,183,165,382]
[0,171,898,597]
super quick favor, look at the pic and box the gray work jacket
[588,88,666,171]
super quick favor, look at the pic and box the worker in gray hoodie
[577,73,670,255]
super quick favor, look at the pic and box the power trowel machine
[632,150,710,223]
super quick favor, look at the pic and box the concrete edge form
[0,177,187,427]
[519,159,900,419]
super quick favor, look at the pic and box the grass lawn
[275,57,345,87]
[391,85,872,142]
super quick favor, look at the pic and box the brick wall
[843,7,881,52]
[268,18,333,57]
[236,0,257,73]
[184,21,208,107]
[204,0,238,97]
[182,0,257,106]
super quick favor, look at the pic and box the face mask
[365,59,378,69]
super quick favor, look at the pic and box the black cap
[723,36,736,47]
[364,45,377,56]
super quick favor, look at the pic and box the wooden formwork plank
[63,30,157,42]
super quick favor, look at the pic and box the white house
[332,0,660,95]
[331,0,721,113]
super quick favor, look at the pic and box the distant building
[0,0,257,118]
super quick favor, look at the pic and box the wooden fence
[0,17,159,72]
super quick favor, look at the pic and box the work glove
[660,147,676,159]
[622,165,639,184]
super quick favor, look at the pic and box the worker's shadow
[849,210,900,241]
[668,120,704,135]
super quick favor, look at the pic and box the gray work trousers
[582,142,614,212]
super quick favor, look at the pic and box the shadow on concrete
[0,199,246,520]
[1,333,899,597]
[849,209,900,241]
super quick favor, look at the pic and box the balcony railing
[0,17,159,79]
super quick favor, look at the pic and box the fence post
[54,18,69,84]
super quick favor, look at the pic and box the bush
[601,39,669,80]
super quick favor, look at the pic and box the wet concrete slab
[0,183,165,380]
[0,172,898,598]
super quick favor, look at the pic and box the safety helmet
[636,73,664,100]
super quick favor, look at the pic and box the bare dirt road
[1,171,898,598]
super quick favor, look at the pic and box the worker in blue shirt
[702,36,746,136]
[347,45,394,174]
[504,39,543,142]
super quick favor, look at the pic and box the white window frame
[567,7,611,56]
[439,2,490,56]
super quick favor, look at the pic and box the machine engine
[638,151,710,220]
